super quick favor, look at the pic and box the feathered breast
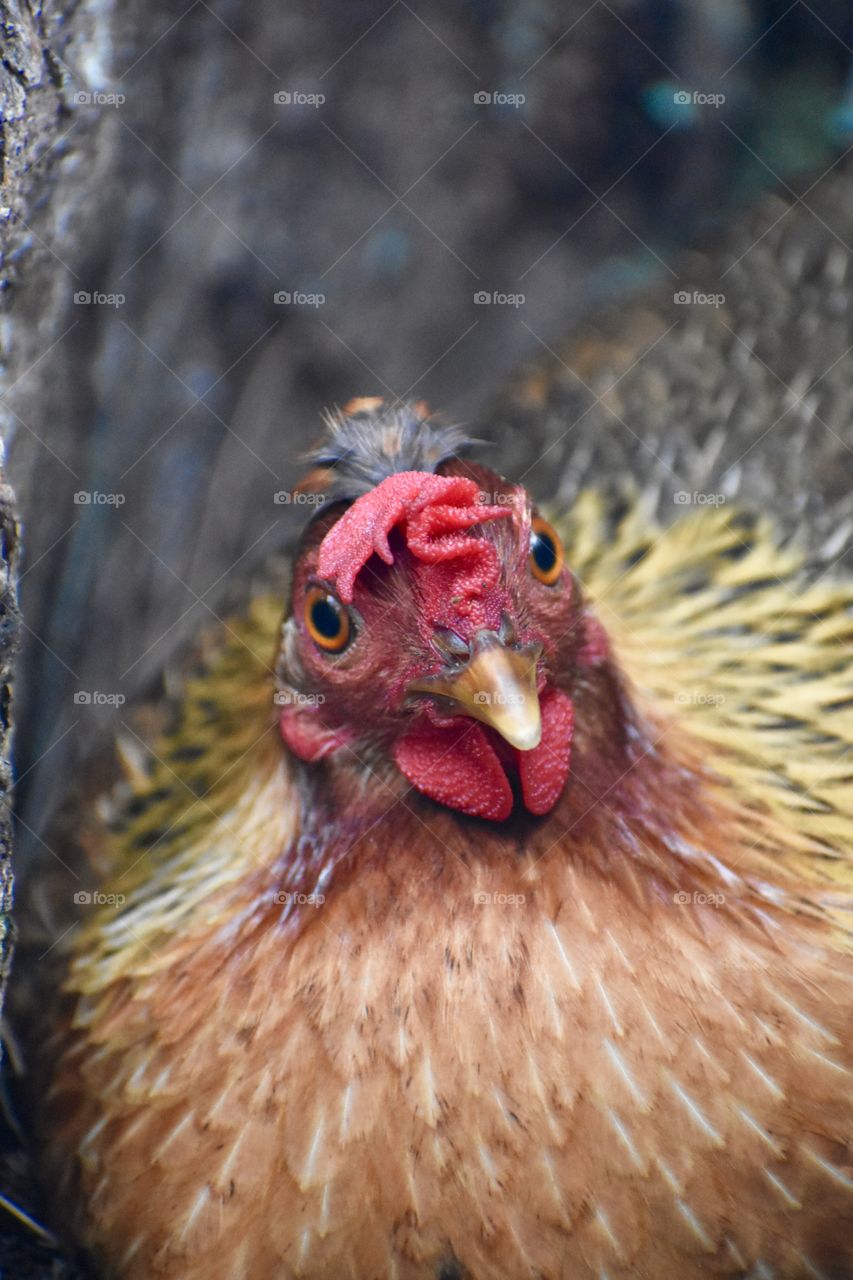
[34,488,853,1280]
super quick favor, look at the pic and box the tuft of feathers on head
[296,399,475,504]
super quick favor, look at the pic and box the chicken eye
[304,586,352,653]
[529,518,563,585]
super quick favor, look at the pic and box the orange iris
[304,585,351,653]
[529,517,564,585]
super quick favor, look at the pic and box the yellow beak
[407,631,543,751]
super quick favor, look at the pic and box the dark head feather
[300,399,474,504]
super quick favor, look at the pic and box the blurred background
[4,0,853,915]
[3,0,853,1272]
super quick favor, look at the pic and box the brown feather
[37,657,853,1279]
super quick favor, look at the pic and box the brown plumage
[26,402,853,1278]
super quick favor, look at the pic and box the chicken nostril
[498,612,517,645]
[432,627,471,661]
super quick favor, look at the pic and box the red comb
[317,472,512,616]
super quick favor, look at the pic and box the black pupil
[311,595,344,640]
[531,529,557,576]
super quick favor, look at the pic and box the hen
[29,399,853,1279]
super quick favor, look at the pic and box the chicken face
[276,459,596,820]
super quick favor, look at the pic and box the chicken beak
[408,631,543,751]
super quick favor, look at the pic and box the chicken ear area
[393,687,574,821]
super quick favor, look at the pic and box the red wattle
[393,720,513,821]
[518,687,574,815]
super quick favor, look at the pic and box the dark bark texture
[1,0,853,1274]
